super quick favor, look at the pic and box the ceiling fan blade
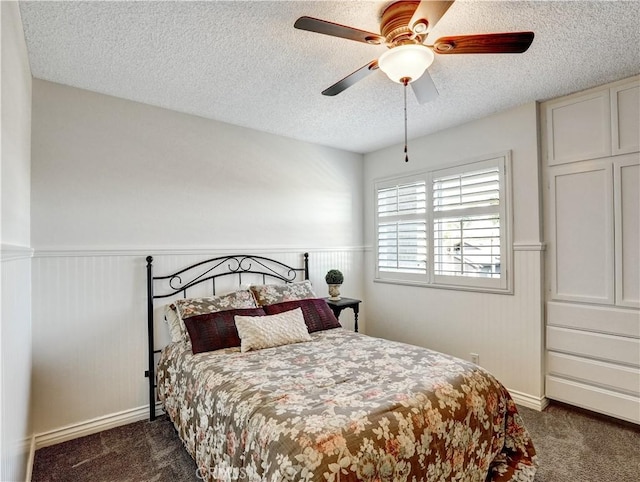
[294,16,385,45]
[431,32,535,54]
[411,71,439,104]
[322,60,379,97]
[409,1,455,35]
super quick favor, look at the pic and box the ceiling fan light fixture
[378,44,435,84]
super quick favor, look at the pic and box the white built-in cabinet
[542,76,640,424]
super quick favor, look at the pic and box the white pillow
[234,308,311,353]
[164,304,183,343]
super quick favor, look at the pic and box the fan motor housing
[380,1,423,45]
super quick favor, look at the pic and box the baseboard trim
[34,403,163,450]
[509,389,550,411]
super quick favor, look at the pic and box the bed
[146,253,537,481]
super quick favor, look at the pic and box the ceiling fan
[294,0,534,104]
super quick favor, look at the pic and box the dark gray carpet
[32,402,640,481]
[518,403,640,482]
[32,416,198,482]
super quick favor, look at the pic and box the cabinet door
[545,90,612,166]
[611,80,640,156]
[549,160,614,303]
[615,154,640,307]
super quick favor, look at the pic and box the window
[374,153,511,292]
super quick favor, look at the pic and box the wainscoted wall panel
[31,255,147,433]
[307,249,364,331]
[363,248,545,407]
[30,248,363,436]
[1,254,32,482]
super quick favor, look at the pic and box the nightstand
[324,297,361,332]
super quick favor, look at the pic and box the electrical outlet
[470,353,479,365]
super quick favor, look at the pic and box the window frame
[373,152,513,294]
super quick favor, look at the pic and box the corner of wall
[1,2,34,481]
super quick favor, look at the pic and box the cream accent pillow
[164,304,183,343]
[234,308,312,353]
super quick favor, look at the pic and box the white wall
[1,2,31,245]
[363,102,545,408]
[1,2,33,480]
[30,80,365,437]
[31,81,363,250]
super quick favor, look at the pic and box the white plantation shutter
[433,164,502,280]
[374,154,511,292]
[433,214,500,277]
[433,167,500,213]
[376,177,428,281]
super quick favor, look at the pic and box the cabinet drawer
[546,375,640,424]
[547,301,640,337]
[547,351,640,395]
[546,326,640,366]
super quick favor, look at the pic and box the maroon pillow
[184,307,266,354]
[263,299,341,333]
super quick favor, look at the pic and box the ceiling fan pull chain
[403,78,409,162]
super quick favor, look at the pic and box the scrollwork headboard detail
[145,253,309,421]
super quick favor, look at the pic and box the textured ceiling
[18,1,640,154]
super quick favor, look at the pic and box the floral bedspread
[157,328,537,482]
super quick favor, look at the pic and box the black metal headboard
[145,253,309,421]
